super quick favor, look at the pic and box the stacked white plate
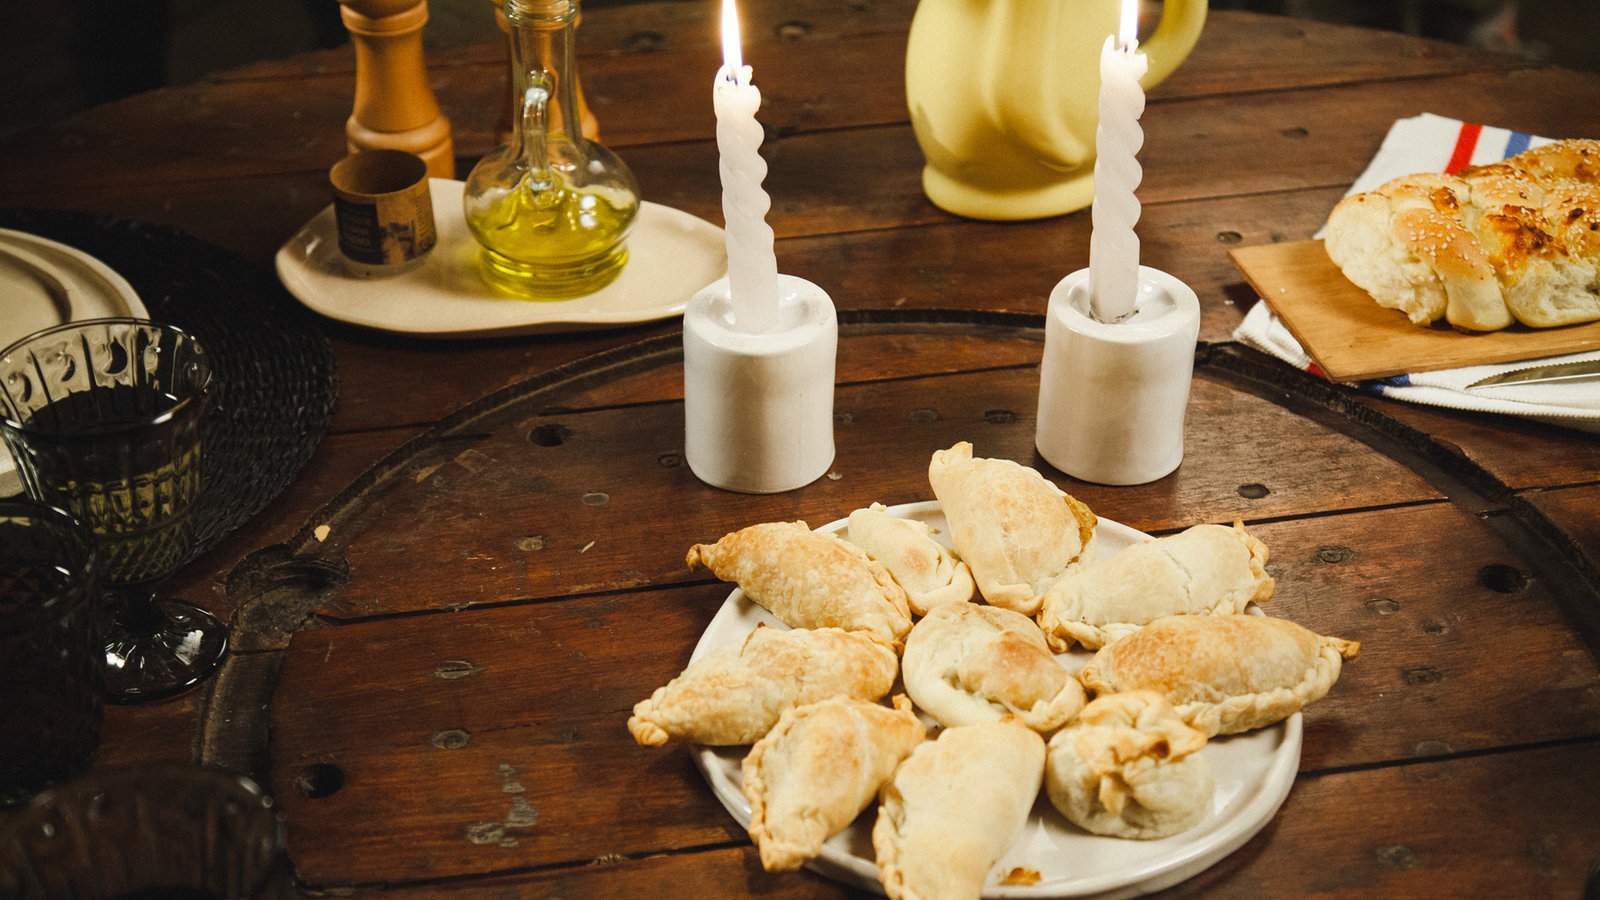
[0,228,147,495]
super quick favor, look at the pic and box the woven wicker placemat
[0,209,339,560]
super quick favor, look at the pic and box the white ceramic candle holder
[683,274,837,493]
[1035,265,1200,485]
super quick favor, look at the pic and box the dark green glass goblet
[0,318,227,702]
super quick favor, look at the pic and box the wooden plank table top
[3,2,1599,897]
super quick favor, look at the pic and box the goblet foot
[103,593,229,704]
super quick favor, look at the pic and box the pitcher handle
[1139,0,1207,89]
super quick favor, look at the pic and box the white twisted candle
[714,0,780,333]
[1088,32,1148,323]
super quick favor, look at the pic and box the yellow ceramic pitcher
[906,0,1206,220]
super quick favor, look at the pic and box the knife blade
[1466,358,1600,388]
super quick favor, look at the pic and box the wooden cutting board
[1230,240,1600,382]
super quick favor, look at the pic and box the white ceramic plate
[690,500,1301,898]
[274,179,728,338]
[0,229,147,496]
[0,229,146,351]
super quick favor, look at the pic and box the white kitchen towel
[1232,113,1600,433]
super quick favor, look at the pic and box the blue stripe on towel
[1503,130,1533,158]
[1361,374,1412,395]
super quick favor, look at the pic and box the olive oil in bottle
[463,0,639,300]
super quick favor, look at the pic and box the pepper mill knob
[339,0,455,178]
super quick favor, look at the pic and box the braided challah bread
[1324,138,1600,332]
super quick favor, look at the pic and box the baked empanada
[900,603,1085,732]
[743,694,926,871]
[627,625,899,746]
[1044,690,1213,839]
[873,718,1045,900]
[687,521,913,643]
[846,503,976,615]
[927,442,1096,616]
[1077,614,1360,736]
[1037,521,1275,651]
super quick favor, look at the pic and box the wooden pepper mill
[339,0,455,178]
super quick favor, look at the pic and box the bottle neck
[506,0,582,150]
[505,0,573,20]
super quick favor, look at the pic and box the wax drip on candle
[714,0,780,333]
[1087,26,1148,324]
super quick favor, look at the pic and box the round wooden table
[2,2,1599,895]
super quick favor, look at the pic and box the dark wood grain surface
[2,2,1598,896]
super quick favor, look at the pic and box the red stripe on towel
[1444,122,1482,174]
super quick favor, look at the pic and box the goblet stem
[102,585,229,704]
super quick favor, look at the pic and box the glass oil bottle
[463,0,640,299]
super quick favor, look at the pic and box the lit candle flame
[721,0,743,75]
[1118,0,1139,50]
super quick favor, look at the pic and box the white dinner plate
[690,500,1301,898]
[274,179,728,338]
[0,229,147,496]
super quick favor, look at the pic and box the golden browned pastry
[687,521,913,643]
[846,503,977,616]
[927,441,1096,616]
[1044,690,1213,840]
[1324,138,1600,331]
[627,625,899,746]
[742,694,926,871]
[872,718,1046,900]
[1077,614,1360,736]
[900,602,1085,732]
[1037,521,1275,651]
